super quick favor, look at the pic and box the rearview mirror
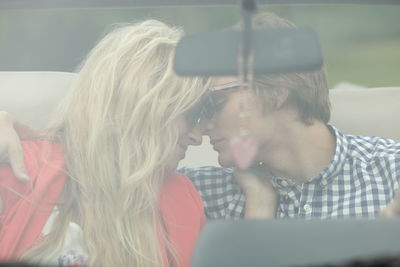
[174,28,323,76]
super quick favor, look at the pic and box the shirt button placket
[303,204,312,214]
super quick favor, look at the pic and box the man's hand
[0,111,29,181]
[234,167,278,219]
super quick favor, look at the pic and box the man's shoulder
[178,166,244,219]
[178,166,237,193]
[340,133,400,183]
[345,134,400,161]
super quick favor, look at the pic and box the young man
[180,72,400,219]
[179,12,400,220]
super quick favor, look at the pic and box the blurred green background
[0,4,399,88]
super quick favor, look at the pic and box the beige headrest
[330,87,400,142]
[1,71,399,167]
[0,71,76,128]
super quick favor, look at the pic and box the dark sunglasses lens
[185,104,202,128]
[203,97,216,120]
[184,95,218,128]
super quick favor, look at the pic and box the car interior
[1,0,400,266]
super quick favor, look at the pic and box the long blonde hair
[23,20,209,266]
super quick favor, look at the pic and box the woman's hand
[0,111,29,181]
[234,167,278,219]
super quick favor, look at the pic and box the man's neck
[258,121,336,185]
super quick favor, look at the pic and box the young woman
[0,20,210,267]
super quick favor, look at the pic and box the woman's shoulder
[160,172,204,208]
[162,172,199,195]
[21,140,64,163]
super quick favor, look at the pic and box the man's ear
[257,87,289,114]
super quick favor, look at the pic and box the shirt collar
[271,124,349,189]
[317,124,349,185]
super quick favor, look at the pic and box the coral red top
[0,141,205,267]
[159,171,206,267]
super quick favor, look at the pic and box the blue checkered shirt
[179,126,400,220]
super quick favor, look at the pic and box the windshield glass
[0,3,399,267]
[1,4,399,87]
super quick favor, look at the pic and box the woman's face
[164,111,203,173]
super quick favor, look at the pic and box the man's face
[203,77,258,168]
[203,76,289,168]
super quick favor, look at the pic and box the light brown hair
[236,12,330,124]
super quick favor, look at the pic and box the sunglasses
[203,81,249,120]
[184,81,249,128]
[210,81,248,92]
[184,100,205,129]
